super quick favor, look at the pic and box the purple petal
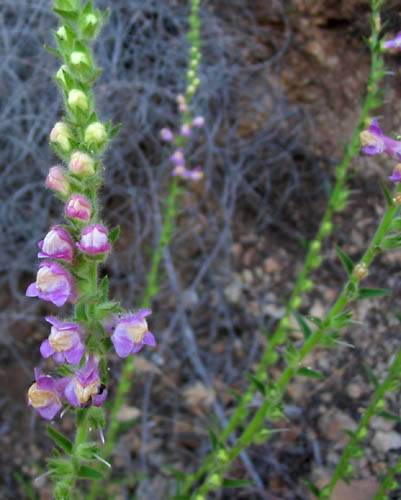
[92,387,107,407]
[26,283,39,297]
[369,119,383,135]
[64,380,79,407]
[37,375,56,392]
[131,342,144,354]
[143,331,156,347]
[361,145,382,156]
[65,342,85,365]
[111,332,134,358]
[37,401,62,421]
[40,339,54,359]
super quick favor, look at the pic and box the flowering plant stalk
[189,176,401,497]
[374,451,401,499]
[26,1,158,498]
[181,0,385,495]
[86,0,204,497]
[318,344,401,498]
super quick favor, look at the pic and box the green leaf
[331,310,353,329]
[335,245,354,275]
[298,367,325,380]
[363,364,379,388]
[109,226,121,244]
[208,428,220,450]
[75,302,88,321]
[75,442,99,460]
[44,44,61,59]
[304,479,321,496]
[77,465,104,480]
[381,235,401,250]
[358,288,390,300]
[248,375,266,396]
[293,312,312,339]
[53,8,79,21]
[87,407,106,428]
[377,410,401,423]
[222,478,254,488]
[47,426,73,454]
[99,276,109,301]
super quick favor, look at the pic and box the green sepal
[47,426,73,454]
[222,478,254,488]
[357,287,390,300]
[44,44,61,59]
[293,312,312,339]
[106,122,122,140]
[99,276,109,301]
[47,457,74,478]
[109,226,121,244]
[298,367,325,380]
[75,302,88,321]
[330,310,353,329]
[303,479,321,496]
[87,407,106,429]
[207,428,220,451]
[75,442,100,461]
[53,8,79,22]
[77,465,104,480]
[335,245,354,275]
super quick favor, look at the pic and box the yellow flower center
[28,383,57,408]
[49,329,74,352]
[36,268,60,292]
[75,381,99,405]
[127,320,148,343]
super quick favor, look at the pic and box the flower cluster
[26,15,156,420]
[160,95,205,181]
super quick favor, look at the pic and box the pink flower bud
[50,122,71,152]
[65,194,92,222]
[181,124,192,138]
[38,225,74,262]
[171,149,185,166]
[69,152,95,176]
[192,116,205,128]
[160,128,174,142]
[45,166,70,196]
[76,224,111,255]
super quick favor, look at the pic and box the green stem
[181,0,384,492]
[320,347,401,498]
[374,455,401,500]
[191,187,399,498]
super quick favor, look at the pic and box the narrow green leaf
[47,427,73,454]
[304,479,321,496]
[358,287,390,300]
[75,442,99,460]
[293,312,312,339]
[222,478,254,488]
[363,364,379,388]
[335,245,354,275]
[208,428,219,450]
[77,465,104,480]
[99,276,109,301]
[377,410,401,423]
[380,181,394,207]
[53,8,79,21]
[75,302,87,321]
[298,367,325,380]
[248,375,266,396]
[381,235,401,250]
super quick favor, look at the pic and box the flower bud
[171,149,185,166]
[38,225,74,262]
[56,26,67,41]
[70,51,89,67]
[68,89,89,111]
[192,116,205,128]
[389,163,401,184]
[160,128,174,142]
[180,124,192,137]
[353,262,368,280]
[50,122,72,152]
[46,166,70,196]
[65,194,92,222]
[76,224,111,255]
[393,192,401,206]
[207,474,222,489]
[85,122,107,146]
[69,151,95,176]
[56,65,68,87]
[85,14,98,27]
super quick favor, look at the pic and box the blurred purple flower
[38,225,74,262]
[26,261,76,307]
[384,32,401,50]
[160,128,174,142]
[360,119,401,159]
[40,316,85,365]
[110,309,156,358]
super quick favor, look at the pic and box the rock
[371,416,395,432]
[318,409,357,447]
[372,431,401,453]
[263,256,281,273]
[346,383,363,399]
[224,277,242,303]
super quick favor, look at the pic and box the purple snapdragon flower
[38,225,74,262]
[173,165,204,181]
[28,369,66,420]
[384,32,401,50]
[46,166,70,196]
[26,261,76,307]
[160,128,174,142]
[65,194,92,222]
[40,316,85,365]
[360,119,401,160]
[171,149,185,167]
[64,357,107,407]
[389,164,401,183]
[76,224,111,255]
[110,309,156,358]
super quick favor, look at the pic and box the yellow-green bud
[207,474,222,489]
[353,262,368,280]
[393,190,401,206]
[85,14,98,26]
[69,151,95,176]
[68,89,89,111]
[70,51,89,66]
[56,26,68,41]
[56,65,68,86]
[85,122,107,145]
[322,221,332,236]
[50,122,71,152]
[216,450,229,464]
[311,240,321,253]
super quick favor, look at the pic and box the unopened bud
[56,65,68,86]
[50,122,71,152]
[354,262,368,280]
[321,221,332,236]
[160,128,174,142]
[70,51,89,67]
[216,450,229,464]
[192,116,205,128]
[46,166,70,196]
[180,124,192,137]
[85,122,107,146]
[310,240,321,253]
[85,14,98,26]
[69,151,95,176]
[56,26,67,41]
[207,474,222,489]
[68,89,89,111]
